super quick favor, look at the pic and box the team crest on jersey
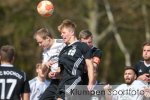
[68,46,76,56]
[138,69,142,73]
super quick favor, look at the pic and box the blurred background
[0,0,150,84]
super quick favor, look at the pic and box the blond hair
[58,19,76,32]
[79,30,92,39]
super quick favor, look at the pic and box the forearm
[86,59,96,85]
[21,93,30,100]
[103,84,112,100]
[137,73,150,82]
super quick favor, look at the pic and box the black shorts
[39,79,60,100]
[56,76,82,100]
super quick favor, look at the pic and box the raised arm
[85,59,96,90]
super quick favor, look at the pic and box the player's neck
[144,60,150,65]
[1,61,12,65]
[37,76,46,82]
[68,36,77,45]
[48,38,54,49]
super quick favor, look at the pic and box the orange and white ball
[37,0,54,17]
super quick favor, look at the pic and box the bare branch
[97,24,112,42]
[103,0,131,66]
[85,0,99,46]
[142,2,150,41]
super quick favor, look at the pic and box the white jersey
[42,39,65,72]
[112,80,148,100]
[29,77,50,100]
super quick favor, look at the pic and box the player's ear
[71,31,74,35]
[69,28,74,35]
[46,36,50,39]
[11,56,15,63]
[134,74,137,80]
[36,68,39,73]
[46,36,52,42]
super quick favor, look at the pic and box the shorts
[39,79,60,100]
[56,76,82,100]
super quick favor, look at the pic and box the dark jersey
[56,41,91,99]
[82,46,102,85]
[89,46,102,58]
[0,65,30,100]
[58,41,91,78]
[134,60,150,76]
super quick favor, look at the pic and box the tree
[0,0,150,83]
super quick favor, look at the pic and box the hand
[103,84,112,91]
[45,60,56,68]
[41,64,49,73]
[87,85,94,91]
[48,71,57,78]
[144,87,150,98]
[137,73,150,82]
[103,84,112,100]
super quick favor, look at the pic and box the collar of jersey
[1,64,13,67]
[68,40,79,46]
[36,77,46,83]
[144,61,150,67]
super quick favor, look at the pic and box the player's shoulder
[29,77,37,85]
[92,46,98,50]
[91,47,103,57]
[91,47,102,52]
[74,42,90,52]
[45,79,51,85]
[54,39,66,47]
[138,60,144,64]
[1,66,27,81]
[132,80,148,86]
[13,67,26,76]
[75,41,88,47]
[115,84,127,90]
[135,60,144,66]
[55,39,64,43]
[131,80,148,90]
[2,66,25,74]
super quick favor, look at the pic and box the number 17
[0,79,17,99]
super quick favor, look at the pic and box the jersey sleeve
[133,61,141,76]
[21,72,30,93]
[92,49,102,58]
[91,48,103,64]
[80,42,91,59]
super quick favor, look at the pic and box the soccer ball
[37,0,54,17]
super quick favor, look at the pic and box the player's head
[36,63,48,79]
[142,41,150,61]
[0,45,15,63]
[58,19,77,44]
[124,66,137,85]
[79,30,93,48]
[34,28,54,49]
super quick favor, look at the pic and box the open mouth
[63,37,66,40]
[125,78,130,81]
